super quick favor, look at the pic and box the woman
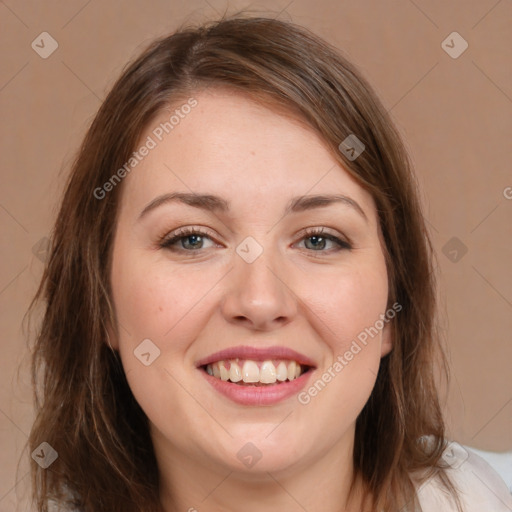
[26,14,512,512]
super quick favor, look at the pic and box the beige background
[1,0,511,509]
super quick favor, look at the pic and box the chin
[220,432,306,475]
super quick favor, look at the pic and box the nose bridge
[221,235,297,329]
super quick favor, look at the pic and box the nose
[220,246,298,331]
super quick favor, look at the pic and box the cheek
[110,245,223,356]
[296,264,388,425]
[308,262,388,353]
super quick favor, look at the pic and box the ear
[380,318,393,357]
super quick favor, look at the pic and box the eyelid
[158,225,221,248]
[297,225,351,242]
[295,226,352,250]
[159,225,352,253]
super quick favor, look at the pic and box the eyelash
[158,226,352,255]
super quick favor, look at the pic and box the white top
[416,440,512,511]
[466,446,512,493]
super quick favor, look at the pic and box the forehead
[118,89,375,219]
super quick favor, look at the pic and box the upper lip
[195,345,317,368]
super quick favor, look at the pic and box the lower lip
[200,368,314,406]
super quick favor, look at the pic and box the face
[109,88,393,478]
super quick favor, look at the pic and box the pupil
[184,235,202,249]
[307,235,325,250]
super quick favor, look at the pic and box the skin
[108,88,393,512]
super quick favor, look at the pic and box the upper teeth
[206,359,303,384]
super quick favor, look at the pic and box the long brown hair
[23,13,462,512]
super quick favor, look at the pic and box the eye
[159,226,352,254]
[296,227,352,252]
[159,227,218,252]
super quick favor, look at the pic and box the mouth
[201,359,314,386]
[195,345,316,405]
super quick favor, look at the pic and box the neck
[154,426,367,512]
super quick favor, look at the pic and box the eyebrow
[138,192,368,222]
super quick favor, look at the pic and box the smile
[196,345,316,406]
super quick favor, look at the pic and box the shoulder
[415,439,512,512]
